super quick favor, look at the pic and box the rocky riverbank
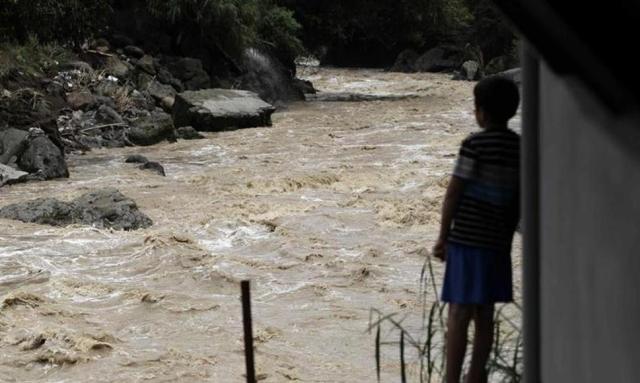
[0,38,313,192]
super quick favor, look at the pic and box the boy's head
[473,76,520,128]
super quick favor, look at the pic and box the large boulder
[0,128,29,164]
[0,198,74,226]
[173,89,276,132]
[18,136,69,180]
[0,188,152,230]
[414,47,461,73]
[127,111,176,146]
[390,49,419,73]
[71,188,152,230]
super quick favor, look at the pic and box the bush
[277,0,472,67]
[144,0,303,62]
[0,0,112,45]
[0,37,74,79]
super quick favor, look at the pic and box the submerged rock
[72,189,152,230]
[125,155,149,164]
[176,126,204,140]
[173,89,275,131]
[18,136,69,180]
[139,161,165,176]
[0,198,74,226]
[0,188,153,230]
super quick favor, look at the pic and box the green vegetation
[369,256,523,382]
[143,0,303,64]
[0,0,111,45]
[0,37,74,79]
[279,0,516,67]
[0,0,516,70]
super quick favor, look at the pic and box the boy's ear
[475,107,486,127]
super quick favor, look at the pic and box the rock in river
[0,188,152,230]
[173,89,276,132]
[127,111,177,146]
[18,136,69,180]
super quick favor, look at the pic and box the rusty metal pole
[241,280,256,383]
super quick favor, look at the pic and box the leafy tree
[0,0,112,45]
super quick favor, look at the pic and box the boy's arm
[432,175,465,261]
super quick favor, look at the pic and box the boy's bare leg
[446,304,474,383]
[465,304,495,383]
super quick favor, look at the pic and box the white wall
[539,64,640,382]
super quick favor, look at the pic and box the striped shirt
[448,129,520,250]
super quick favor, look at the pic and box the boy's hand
[432,239,447,262]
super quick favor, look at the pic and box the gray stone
[124,45,145,59]
[0,189,152,230]
[147,81,176,103]
[461,60,480,81]
[71,188,152,230]
[125,155,149,164]
[160,96,175,112]
[0,128,29,164]
[136,72,154,91]
[390,49,419,73]
[96,105,124,124]
[292,79,316,95]
[111,34,134,48]
[94,96,117,111]
[59,61,94,73]
[136,55,156,75]
[139,161,165,176]
[66,91,96,111]
[105,56,131,78]
[0,198,74,226]
[176,126,204,140]
[18,136,69,179]
[128,111,176,146]
[414,47,459,73]
[173,89,275,131]
[0,163,28,186]
[163,57,210,90]
[156,67,184,91]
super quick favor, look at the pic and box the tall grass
[369,256,523,383]
[0,36,74,79]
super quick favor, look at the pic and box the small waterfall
[240,48,302,104]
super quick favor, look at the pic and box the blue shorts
[441,242,513,305]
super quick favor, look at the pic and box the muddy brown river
[0,67,521,382]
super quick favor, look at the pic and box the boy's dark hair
[474,76,520,123]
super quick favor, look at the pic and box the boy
[432,76,520,383]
